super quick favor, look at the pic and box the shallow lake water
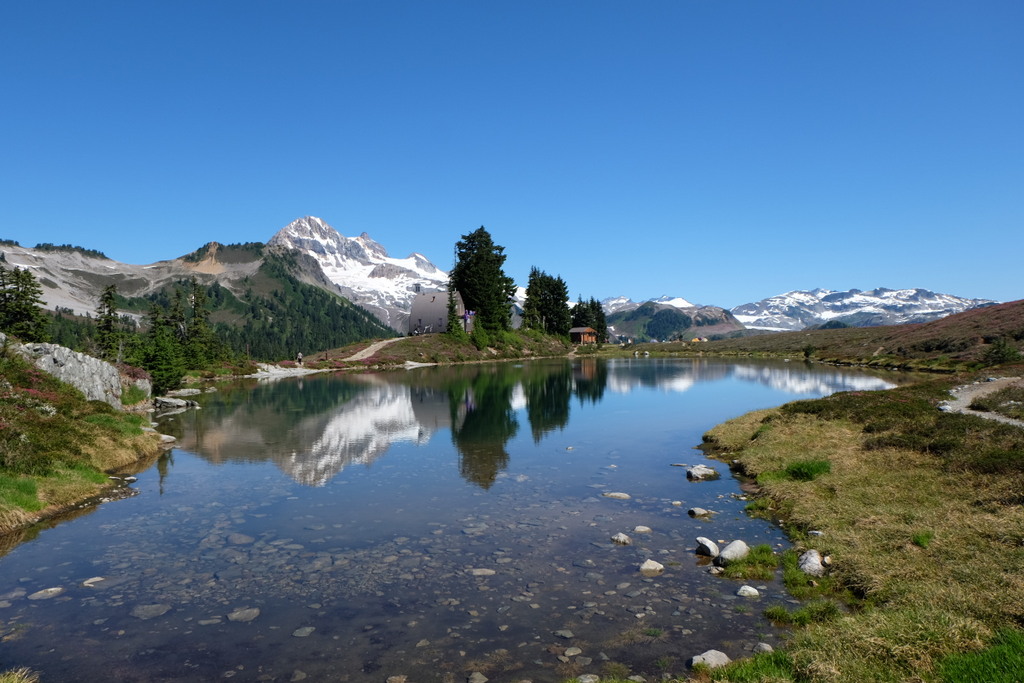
[0,358,904,682]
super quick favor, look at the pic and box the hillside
[1,241,395,362]
[606,301,743,342]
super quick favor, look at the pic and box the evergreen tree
[143,305,185,395]
[95,285,122,361]
[522,267,571,336]
[184,277,217,369]
[0,265,50,342]
[449,227,516,333]
[446,285,469,340]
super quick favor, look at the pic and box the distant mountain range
[728,288,997,331]
[0,217,1000,345]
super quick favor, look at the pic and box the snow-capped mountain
[268,216,449,331]
[731,288,998,331]
[601,295,696,315]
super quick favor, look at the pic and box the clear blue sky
[2,1,1021,308]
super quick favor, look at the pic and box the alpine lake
[0,357,912,682]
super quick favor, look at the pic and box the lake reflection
[0,359,899,682]
[169,358,895,489]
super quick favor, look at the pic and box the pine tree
[144,305,185,395]
[449,227,516,333]
[0,265,50,342]
[523,267,571,336]
[95,285,122,361]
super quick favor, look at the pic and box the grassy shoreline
[696,366,1024,682]
[0,348,166,538]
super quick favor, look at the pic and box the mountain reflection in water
[166,358,898,488]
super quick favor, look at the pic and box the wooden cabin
[569,326,598,344]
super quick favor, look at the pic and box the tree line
[446,226,607,344]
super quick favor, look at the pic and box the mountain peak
[268,216,448,331]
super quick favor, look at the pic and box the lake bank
[700,368,1024,682]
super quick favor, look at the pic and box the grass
[0,475,43,512]
[0,669,38,683]
[719,543,779,581]
[936,628,1024,683]
[119,383,149,406]
[699,369,1024,681]
[0,348,163,534]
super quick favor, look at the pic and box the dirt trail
[340,337,403,361]
[942,376,1024,428]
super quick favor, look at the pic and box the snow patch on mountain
[268,216,449,330]
[731,288,998,331]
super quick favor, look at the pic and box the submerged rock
[639,559,664,576]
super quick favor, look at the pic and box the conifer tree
[144,305,185,395]
[0,265,50,342]
[523,267,571,336]
[95,285,122,361]
[449,227,516,333]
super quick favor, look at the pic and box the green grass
[120,383,149,406]
[82,412,147,437]
[764,599,841,627]
[711,649,794,682]
[719,543,779,581]
[0,474,44,512]
[911,530,935,548]
[937,628,1024,683]
[782,458,831,481]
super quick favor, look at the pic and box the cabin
[409,289,473,335]
[569,326,598,344]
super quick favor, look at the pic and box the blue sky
[2,1,1021,309]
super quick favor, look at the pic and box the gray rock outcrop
[13,338,123,408]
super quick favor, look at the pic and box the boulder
[611,532,632,546]
[714,540,750,566]
[688,507,711,517]
[798,549,827,577]
[639,559,664,576]
[691,649,732,669]
[736,585,760,597]
[687,464,718,480]
[695,537,720,557]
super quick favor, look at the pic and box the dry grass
[702,382,1024,682]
